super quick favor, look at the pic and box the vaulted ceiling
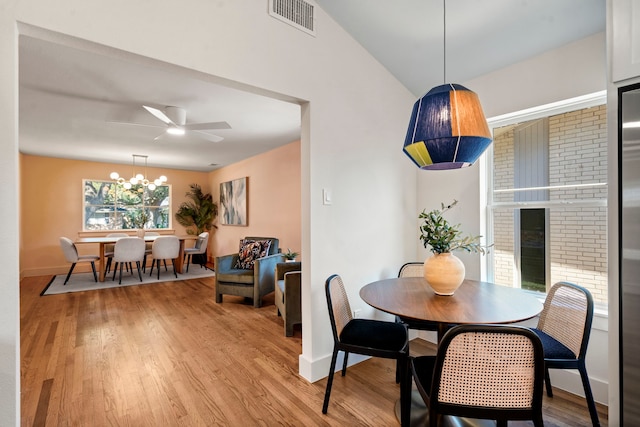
[18,1,605,171]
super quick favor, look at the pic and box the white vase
[423,252,465,296]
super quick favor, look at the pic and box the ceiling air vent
[269,0,316,36]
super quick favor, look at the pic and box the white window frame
[483,90,607,289]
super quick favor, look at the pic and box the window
[486,98,608,305]
[83,180,171,231]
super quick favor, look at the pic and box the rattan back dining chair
[394,262,438,382]
[397,262,439,332]
[411,324,545,427]
[531,281,600,426]
[323,274,411,426]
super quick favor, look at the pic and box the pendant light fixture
[403,0,492,170]
[110,154,167,191]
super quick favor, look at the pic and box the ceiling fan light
[159,175,167,183]
[135,173,144,181]
[142,178,150,186]
[167,126,185,136]
[153,178,162,186]
[148,183,157,191]
[117,177,125,185]
[130,177,139,185]
[110,172,120,180]
[123,182,132,189]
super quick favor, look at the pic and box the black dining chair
[394,262,440,382]
[411,324,545,427]
[531,281,600,427]
[322,274,411,426]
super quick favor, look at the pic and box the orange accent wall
[19,155,209,278]
[209,141,301,259]
[19,141,301,278]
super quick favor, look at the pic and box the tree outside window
[83,180,170,230]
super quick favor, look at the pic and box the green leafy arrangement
[419,200,490,254]
[283,248,299,260]
[174,184,218,235]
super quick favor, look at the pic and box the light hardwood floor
[20,274,608,426]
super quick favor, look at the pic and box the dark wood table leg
[395,389,496,426]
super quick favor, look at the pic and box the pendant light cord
[443,0,446,84]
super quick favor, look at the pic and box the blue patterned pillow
[234,239,272,269]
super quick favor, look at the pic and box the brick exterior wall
[492,105,608,303]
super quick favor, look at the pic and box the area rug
[41,266,216,296]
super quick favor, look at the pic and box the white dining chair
[59,237,100,285]
[143,231,160,272]
[104,233,129,274]
[149,236,180,279]
[111,237,146,284]
[184,232,209,272]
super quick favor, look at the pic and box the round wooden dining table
[360,277,544,426]
[360,277,543,342]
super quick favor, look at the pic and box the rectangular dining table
[360,277,544,426]
[76,234,198,282]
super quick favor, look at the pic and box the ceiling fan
[113,105,231,142]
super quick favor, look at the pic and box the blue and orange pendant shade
[403,83,492,170]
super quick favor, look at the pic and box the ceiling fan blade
[107,120,165,129]
[183,121,231,131]
[143,105,175,126]
[192,130,224,143]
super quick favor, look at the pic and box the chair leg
[171,259,177,278]
[322,348,339,414]
[342,352,349,376]
[90,261,98,282]
[186,254,191,272]
[63,263,77,285]
[399,355,410,427]
[157,260,161,280]
[118,263,123,284]
[544,366,553,397]
[164,259,168,271]
[149,259,155,277]
[105,257,112,273]
[136,261,142,282]
[578,363,601,427]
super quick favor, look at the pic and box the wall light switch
[323,188,332,205]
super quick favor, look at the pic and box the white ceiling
[18,1,605,172]
[315,0,606,97]
[19,36,303,172]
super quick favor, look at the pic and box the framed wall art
[220,177,247,226]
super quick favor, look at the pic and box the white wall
[0,2,614,424]
[1,1,418,424]
[415,32,609,404]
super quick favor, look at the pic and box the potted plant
[283,248,299,262]
[175,184,218,235]
[175,184,218,265]
[419,200,489,295]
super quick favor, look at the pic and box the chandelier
[110,154,167,190]
[402,0,492,170]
